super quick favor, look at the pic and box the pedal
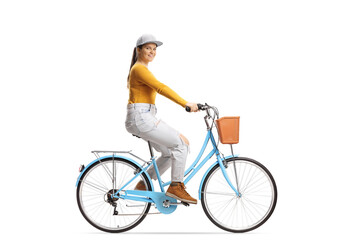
[181,202,190,207]
[169,201,190,207]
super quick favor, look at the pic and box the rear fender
[75,155,154,191]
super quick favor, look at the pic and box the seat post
[148,141,154,158]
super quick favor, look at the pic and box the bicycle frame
[111,127,240,206]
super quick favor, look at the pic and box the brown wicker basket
[215,116,240,144]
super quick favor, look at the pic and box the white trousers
[125,103,188,182]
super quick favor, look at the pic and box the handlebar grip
[185,104,205,112]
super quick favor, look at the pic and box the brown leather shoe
[134,180,146,191]
[165,182,197,204]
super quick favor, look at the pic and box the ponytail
[127,46,142,88]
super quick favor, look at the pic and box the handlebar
[185,103,220,130]
[185,103,219,120]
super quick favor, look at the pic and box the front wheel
[201,157,277,233]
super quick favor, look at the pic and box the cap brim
[137,41,163,47]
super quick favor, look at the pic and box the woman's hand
[185,102,199,112]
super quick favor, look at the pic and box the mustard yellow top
[128,63,187,107]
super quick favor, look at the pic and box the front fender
[198,155,238,200]
[75,155,154,191]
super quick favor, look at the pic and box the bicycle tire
[76,157,152,233]
[201,157,277,233]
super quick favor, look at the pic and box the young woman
[125,34,198,204]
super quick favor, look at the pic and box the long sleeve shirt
[128,63,188,107]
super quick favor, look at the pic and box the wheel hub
[105,189,119,203]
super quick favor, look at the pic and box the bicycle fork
[217,156,241,197]
[209,130,241,198]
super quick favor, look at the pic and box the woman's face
[137,43,157,64]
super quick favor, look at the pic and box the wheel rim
[77,160,150,232]
[202,159,276,232]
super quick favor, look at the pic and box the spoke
[228,198,239,227]
[245,193,272,198]
[113,158,116,190]
[241,164,257,193]
[241,197,254,225]
[239,162,247,191]
[203,191,237,197]
[243,195,271,211]
[100,162,113,183]
[213,196,237,223]
[84,200,106,212]
[243,177,268,194]
[82,180,108,193]
[206,195,234,212]
[244,184,271,197]
[241,199,263,224]
[82,194,104,202]
[87,173,109,191]
[88,201,108,221]
[117,163,133,190]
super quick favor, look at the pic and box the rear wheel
[201,157,277,233]
[76,157,152,233]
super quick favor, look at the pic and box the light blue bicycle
[76,104,277,233]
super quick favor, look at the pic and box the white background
[1,0,359,239]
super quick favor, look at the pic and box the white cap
[136,34,163,47]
